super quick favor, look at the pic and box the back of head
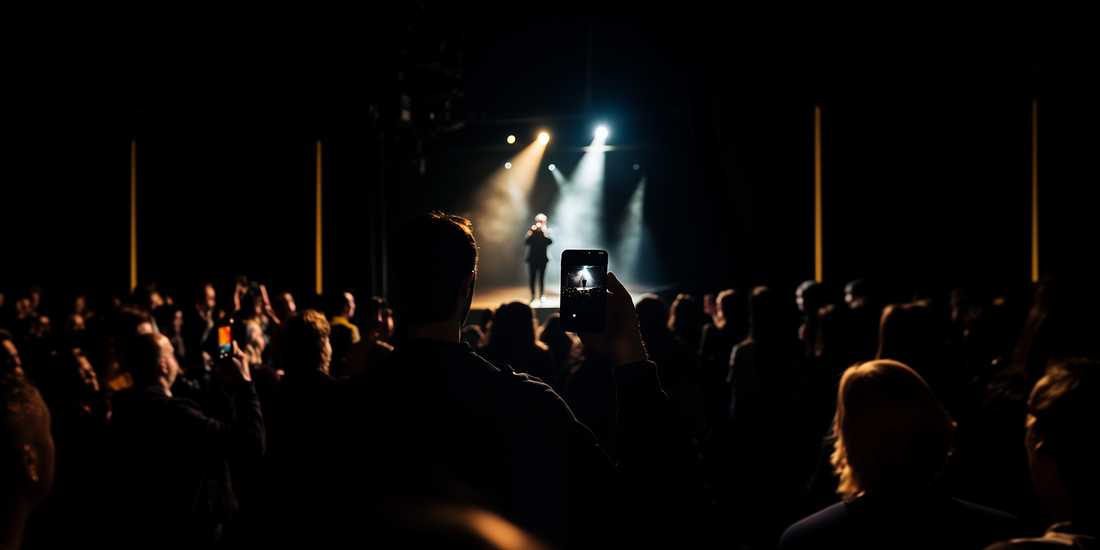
[831,360,956,498]
[815,303,856,361]
[280,310,331,372]
[123,333,166,388]
[394,212,478,327]
[796,280,826,312]
[1028,357,1100,514]
[876,302,944,367]
[636,295,670,334]
[668,293,702,330]
[747,286,787,345]
[482,302,538,351]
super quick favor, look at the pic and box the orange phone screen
[218,325,232,347]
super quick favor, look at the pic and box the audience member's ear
[461,272,475,298]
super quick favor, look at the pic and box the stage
[469,284,655,326]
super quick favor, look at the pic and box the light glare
[548,164,556,171]
[595,126,608,139]
[538,132,549,144]
[507,135,516,144]
[505,162,512,169]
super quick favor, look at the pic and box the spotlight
[595,126,608,139]
[633,164,640,170]
[505,162,512,169]
[507,135,516,144]
[538,132,549,144]
[548,164,556,171]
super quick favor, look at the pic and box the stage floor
[470,284,655,325]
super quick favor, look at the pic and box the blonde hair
[830,360,956,498]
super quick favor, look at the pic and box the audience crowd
[2,212,1098,549]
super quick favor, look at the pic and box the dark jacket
[526,230,552,263]
[320,339,673,549]
[780,488,1023,550]
[107,381,264,547]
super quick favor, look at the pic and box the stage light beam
[548,164,556,171]
[507,135,516,144]
[460,132,549,289]
[595,126,608,139]
[538,132,549,144]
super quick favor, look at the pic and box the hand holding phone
[576,272,647,367]
[214,340,252,384]
[559,249,608,334]
[216,318,234,360]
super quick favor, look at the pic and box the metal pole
[317,140,323,296]
[814,106,823,283]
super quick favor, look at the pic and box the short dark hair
[1028,357,1100,513]
[394,212,478,327]
[123,333,166,387]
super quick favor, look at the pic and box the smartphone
[216,318,233,360]
[559,249,608,333]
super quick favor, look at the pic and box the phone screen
[559,250,608,333]
[217,324,233,359]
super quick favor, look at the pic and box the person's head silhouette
[394,212,479,332]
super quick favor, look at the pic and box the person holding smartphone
[320,211,677,550]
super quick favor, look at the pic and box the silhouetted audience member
[949,277,1100,533]
[23,348,106,547]
[107,333,263,549]
[330,211,672,549]
[264,309,341,532]
[984,358,1100,549]
[876,301,959,413]
[154,304,186,368]
[0,373,54,550]
[780,360,1020,550]
[796,280,827,361]
[698,289,747,439]
[727,286,808,538]
[563,344,620,463]
[537,313,577,389]
[479,301,555,383]
[343,296,394,377]
[668,293,704,357]
[844,278,883,363]
[637,295,697,435]
[182,283,218,368]
[327,290,359,377]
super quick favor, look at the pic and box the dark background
[3,2,1097,315]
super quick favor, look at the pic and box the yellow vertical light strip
[1031,100,1039,282]
[814,106,823,283]
[316,140,323,296]
[130,139,137,291]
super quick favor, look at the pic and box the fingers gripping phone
[559,249,608,333]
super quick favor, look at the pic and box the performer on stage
[525,214,552,303]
